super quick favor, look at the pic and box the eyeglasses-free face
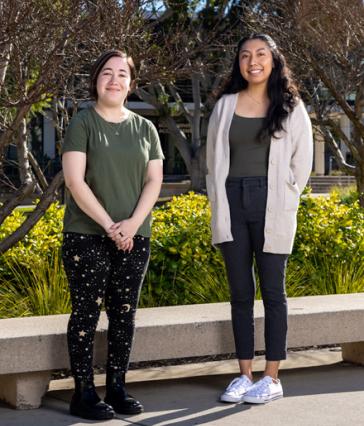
[239,38,274,88]
[96,56,132,107]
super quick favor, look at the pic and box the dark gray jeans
[219,176,288,361]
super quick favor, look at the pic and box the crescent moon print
[122,304,131,312]
[63,233,150,381]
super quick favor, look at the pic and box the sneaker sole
[219,394,246,403]
[243,393,283,404]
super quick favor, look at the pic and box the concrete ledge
[1,293,364,408]
[342,342,364,364]
[49,348,343,391]
[0,371,51,409]
[160,181,191,198]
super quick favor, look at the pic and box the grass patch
[0,249,70,318]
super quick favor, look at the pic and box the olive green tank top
[228,114,270,177]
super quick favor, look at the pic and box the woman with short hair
[62,50,164,420]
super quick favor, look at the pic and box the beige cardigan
[206,93,313,254]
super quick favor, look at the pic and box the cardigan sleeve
[206,103,219,176]
[289,100,313,193]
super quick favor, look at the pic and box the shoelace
[226,376,250,392]
[250,377,274,394]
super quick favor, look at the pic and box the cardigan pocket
[284,181,300,211]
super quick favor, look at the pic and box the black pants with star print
[62,232,150,382]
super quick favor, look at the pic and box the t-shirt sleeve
[62,114,88,154]
[147,121,165,161]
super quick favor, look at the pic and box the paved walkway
[1,352,363,426]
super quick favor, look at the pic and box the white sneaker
[220,375,254,403]
[243,376,283,404]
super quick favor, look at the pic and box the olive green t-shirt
[228,114,270,177]
[62,107,164,237]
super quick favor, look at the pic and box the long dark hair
[219,34,299,140]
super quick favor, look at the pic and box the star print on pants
[64,233,150,382]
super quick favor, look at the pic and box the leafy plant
[178,264,230,305]
[294,192,364,263]
[0,201,64,267]
[146,192,225,305]
[330,186,358,205]
[287,256,364,297]
[0,249,70,318]
[0,191,363,318]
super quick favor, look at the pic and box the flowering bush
[0,190,363,317]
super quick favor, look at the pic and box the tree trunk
[0,40,13,95]
[189,145,206,192]
[0,144,5,178]
[356,155,364,208]
[17,119,33,185]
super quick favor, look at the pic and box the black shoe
[70,380,115,420]
[104,371,144,415]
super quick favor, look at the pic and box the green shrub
[176,265,230,305]
[0,249,70,318]
[288,191,364,296]
[143,192,225,306]
[330,185,358,205]
[0,202,64,267]
[294,192,364,263]
[285,256,364,297]
[0,191,363,318]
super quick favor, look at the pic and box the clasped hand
[107,218,139,252]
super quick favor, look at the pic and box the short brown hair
[89,50,137,100]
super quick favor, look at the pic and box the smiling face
[239,38,274,88]
[95,56,131,107]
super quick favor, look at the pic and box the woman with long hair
[62,50,164,420]
[206,34,313,404]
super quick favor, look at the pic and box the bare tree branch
[0,181,35,227]
[307,57,364,139]
[0,171,64,254]
[242,0,364,205]
[28,151,48,191]
[168,83,193,125]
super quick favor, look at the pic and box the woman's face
[96,56,131,106]
[239,38,274,88]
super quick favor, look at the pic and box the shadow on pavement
[1,362,363,426]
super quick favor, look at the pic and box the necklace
[107,111,129,135]
[246,91,265,105]
[95,107,129,136]
[109,120,123,136]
